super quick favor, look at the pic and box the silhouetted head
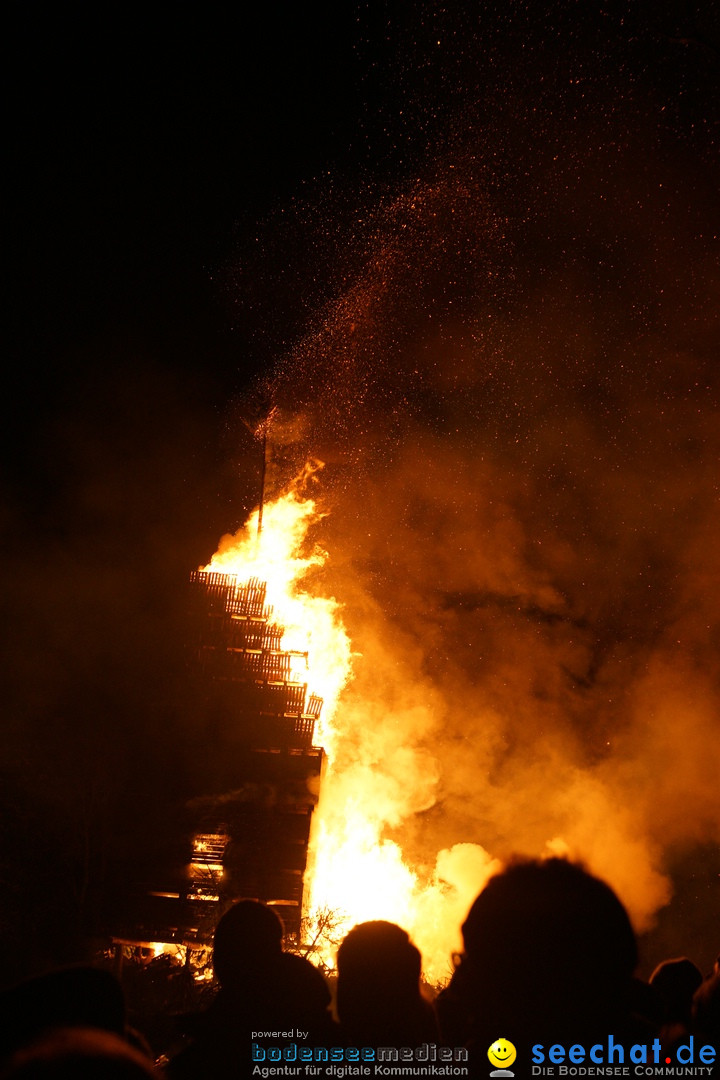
[0,967,126,1060]
[337,921,421,1000]
[275,952,331,1013]
[212,900,284,989]
[336,921,435,1044]
[268,953,333,1036]
[0,1028,155,1078]
[693,966,720,1042]
[460,858,638,1036]
[650,957,703,1023]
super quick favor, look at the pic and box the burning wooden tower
[110,568,325,959]
[184,569,325,937]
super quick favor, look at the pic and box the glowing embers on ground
[119,942,214,982]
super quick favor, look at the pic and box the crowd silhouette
[0,859,717,1078]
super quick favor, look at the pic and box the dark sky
[6,4,361,482]
[6,2,717,451]
[2,1,719,980]
[4,1,368,977]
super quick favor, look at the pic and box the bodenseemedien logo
[488,1038,517,1077]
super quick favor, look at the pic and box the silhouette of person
[650,957,703,1023]
[0,966,128,1065]
[692,955,720,1059]
[210,898,284,991]
[336,920,439,1048]
[0,1027,157,1078]
[439,858,639,1054]
[167,900,335,1079]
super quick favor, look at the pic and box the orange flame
[202,463,352,753]
[201,466,499,983]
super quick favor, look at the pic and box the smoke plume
[231,107,719,971]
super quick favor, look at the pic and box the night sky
[3,2,719,982]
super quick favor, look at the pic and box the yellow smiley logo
[488,1038,517,1069]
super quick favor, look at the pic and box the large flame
[200,467,499,983]
[202,463,351,755]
